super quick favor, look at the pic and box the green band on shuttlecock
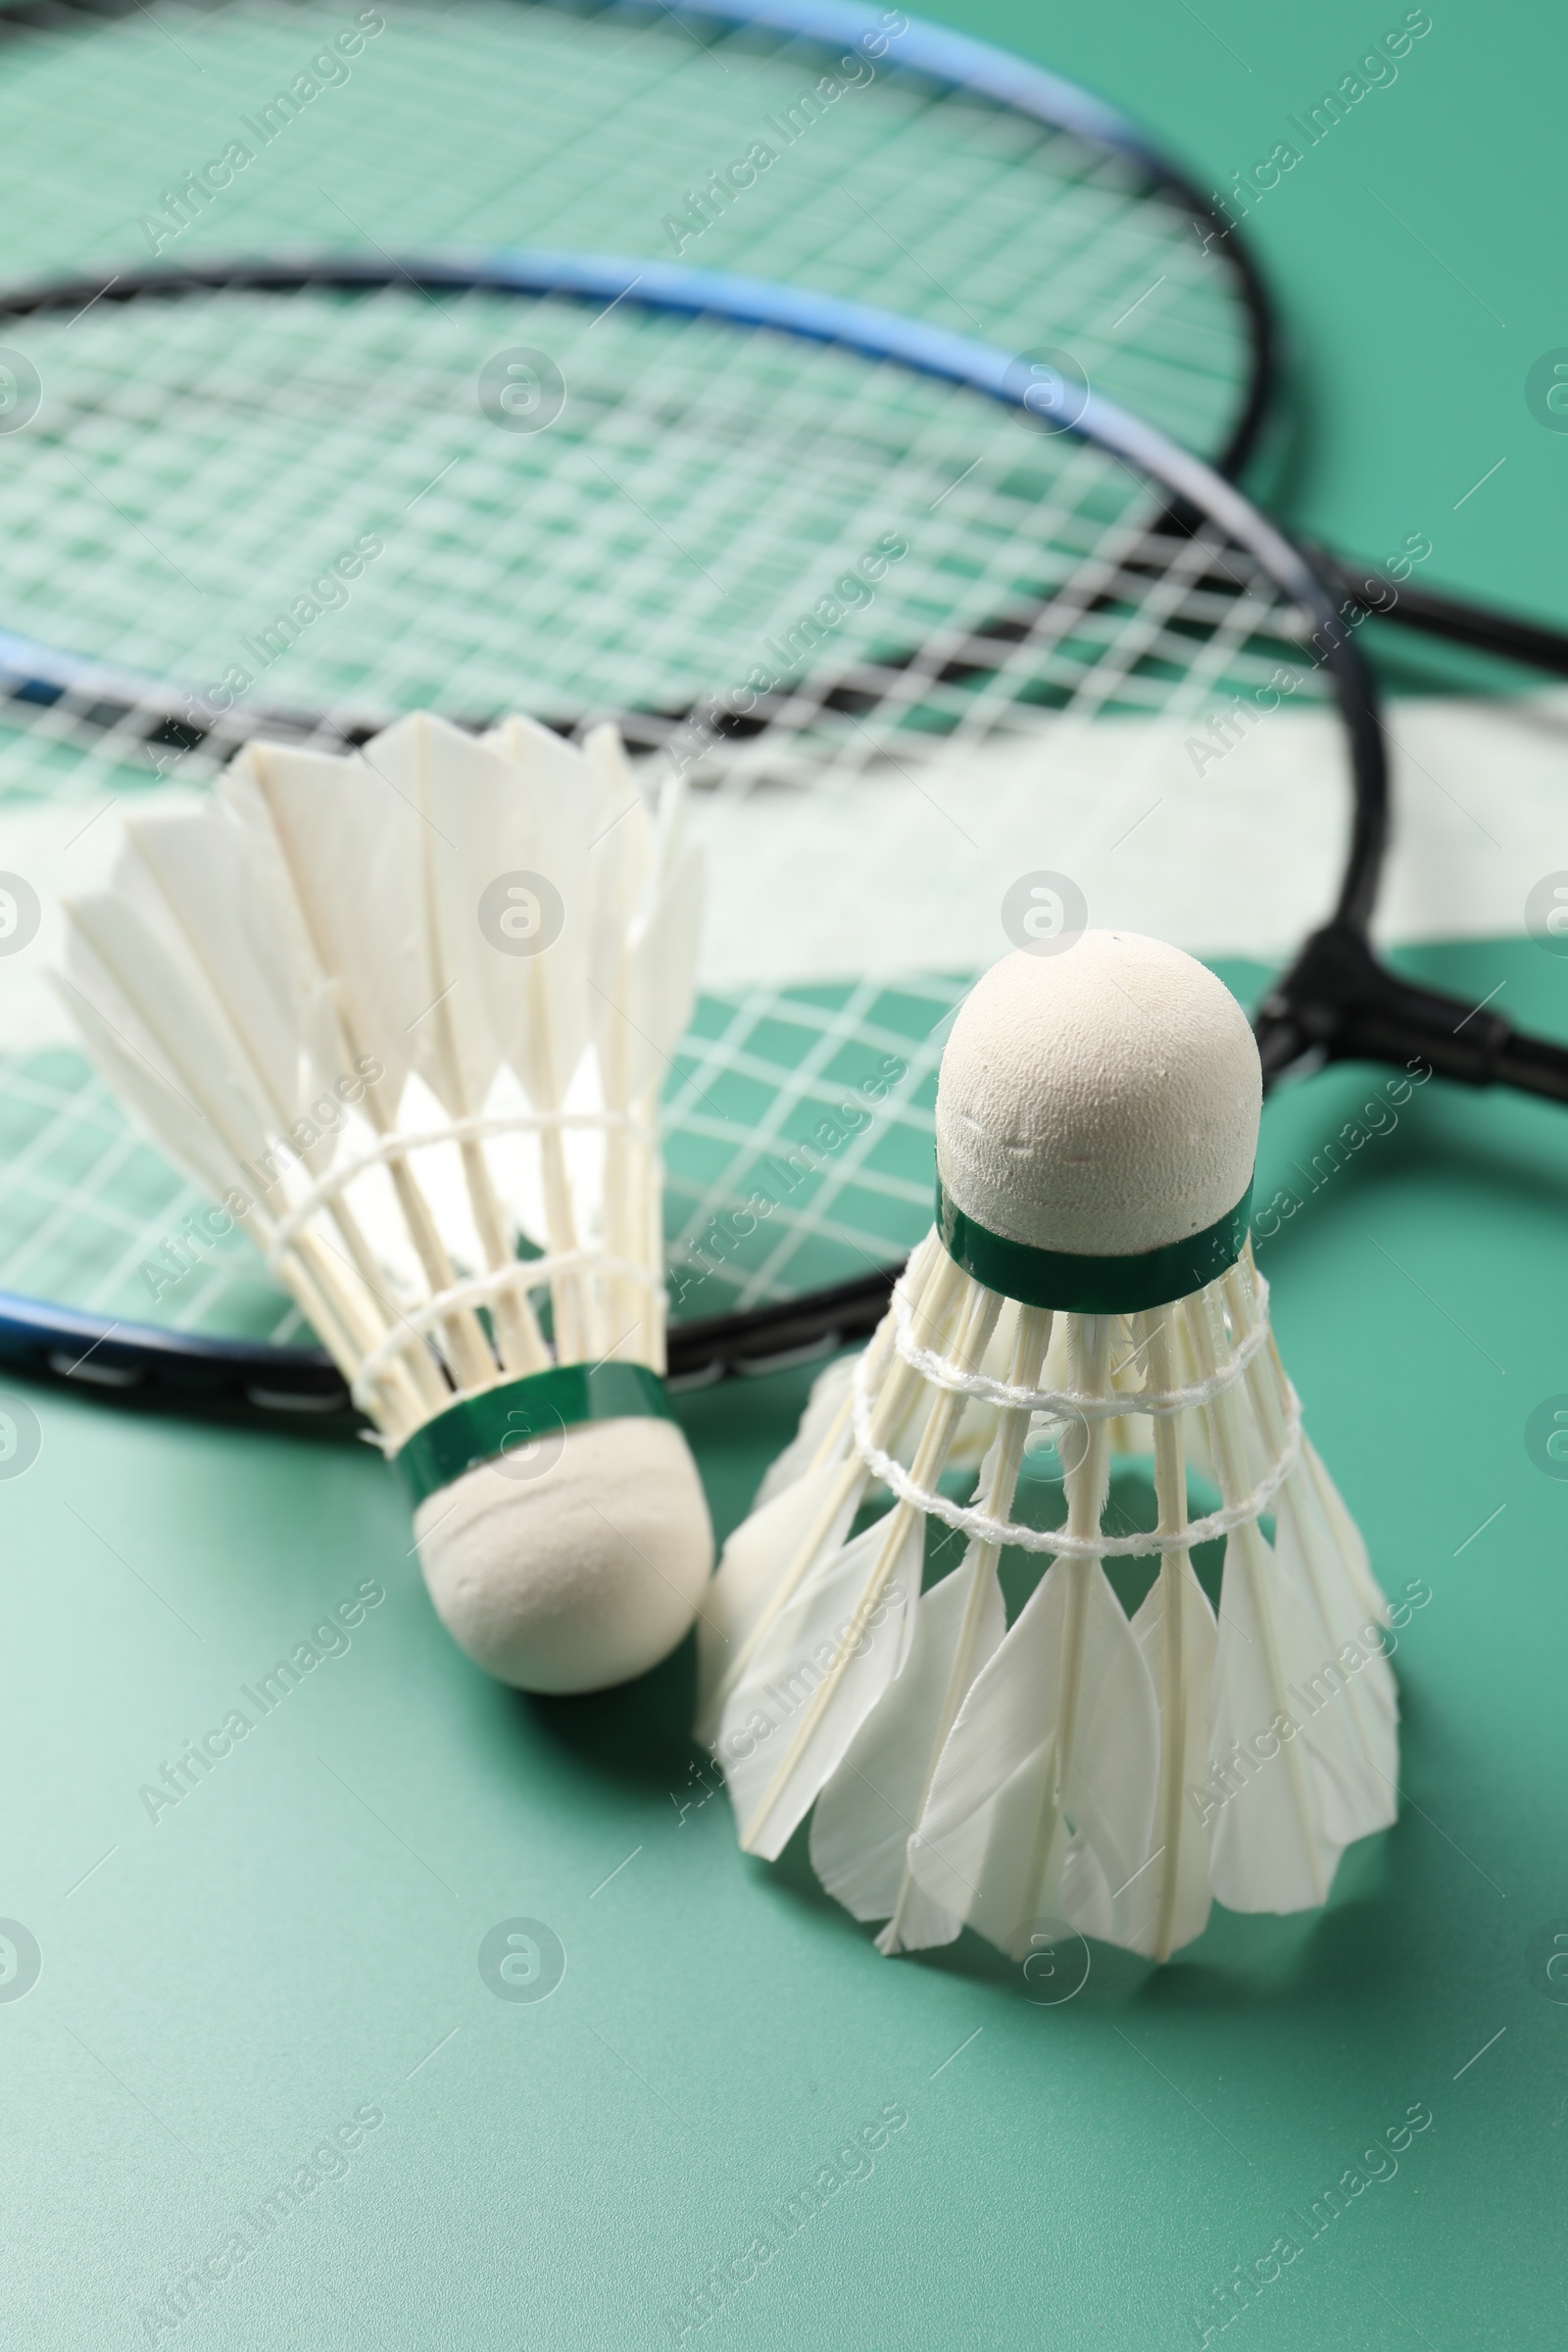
[935,1176,1253,1314]
[391,1361,674,1508]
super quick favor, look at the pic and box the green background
[5,4,1568,2348]
[1047,0,1567,662]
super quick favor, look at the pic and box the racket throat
[1253,920,1523,1093]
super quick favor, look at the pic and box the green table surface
[1020,0,1568,668]
[11,956,1568,2352]
[7,4,1568,2348]
[8,929,1568,2351]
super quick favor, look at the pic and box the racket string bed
[0,251,1553,1396]
[0,263,1296,807]
[666,989,940,1294]
[0,9,1557,1404]
[0,256,1363,1394]
[0,0,1252,449]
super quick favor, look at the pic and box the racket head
[0,255,1373,1412]
[0,0,1267,467]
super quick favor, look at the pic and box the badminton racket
[0,0,1552,666]
[0,9,1560,1413]
[0,250,1401,1414]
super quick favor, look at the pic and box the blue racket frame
[0,247,1387,1414]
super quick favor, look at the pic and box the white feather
[1129,1556,1217,1959]
[1117,1304,1219,1961]
[1300,1435,1395,1635]
[907,1550,1158,1951]
[810,1545,1006,1951]
[752,1352,859,1511]
[1205,1519,1348,1912]
[808,1304,1053,1953]
[57,915,257,1206]
[584,729,702,1100]
[1224,1278,1397,1852]
[425,710,601,1117]
[60,898,281,1189]
[60,713,689,1427]
[694,1460,860,1746]
[713,1507,924,1863]
[244,739,424,1115]
[120,804,316,1127]
[1272,1463,1397,1841]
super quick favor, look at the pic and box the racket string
[0,262,1341,1347]
[0,276,1319,804]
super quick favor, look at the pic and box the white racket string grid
[0,259,1346,1385]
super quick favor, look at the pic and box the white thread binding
[350,1250,654,1409]
[889,1251,1271,1420]
[850,1323,1302,1561]
[266,1104,656,1262]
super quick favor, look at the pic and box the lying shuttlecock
[61,710,713,1692]
[699,932,1396,1960]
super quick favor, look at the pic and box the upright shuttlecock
[699,932,1396,1960]
[60,710,712,1692]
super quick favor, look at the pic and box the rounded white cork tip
[936,931,1260,1258]
[412,1416,714,1694]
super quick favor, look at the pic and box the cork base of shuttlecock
[413,1416,714,1694]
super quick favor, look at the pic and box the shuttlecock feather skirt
[60,711,714,1691]
[699,1230,1397,1961]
